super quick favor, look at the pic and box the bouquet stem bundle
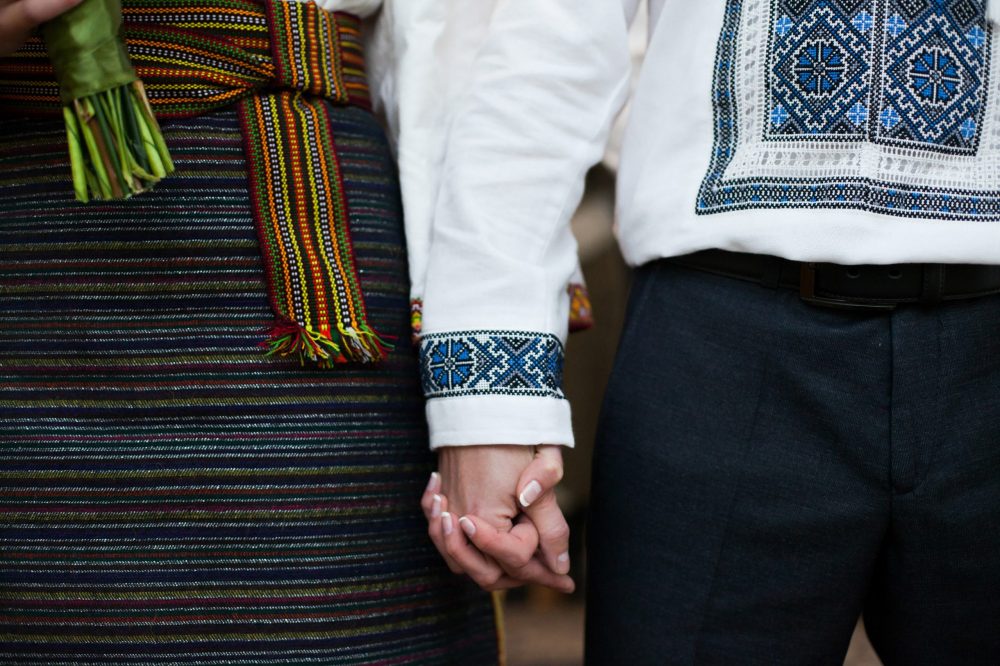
[43,0,173,202]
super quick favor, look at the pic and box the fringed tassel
[263,320,393,368]
[410,299,423,345]
[337,323,394,364]
[989,0,1000,26]
[64,80,174,202]
[568,283,595,333]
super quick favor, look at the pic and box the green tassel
[263,320,394,368]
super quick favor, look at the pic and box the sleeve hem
[426,394,575,450]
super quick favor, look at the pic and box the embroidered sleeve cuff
[420,330,565,400]
[419,330,573,449]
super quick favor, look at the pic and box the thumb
[516,445,564,510]
[516,446,571,575]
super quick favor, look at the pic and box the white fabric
[330,1,1000,448]
[307,0,379,18]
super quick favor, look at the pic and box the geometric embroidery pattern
[877,6,987,152]
[768,0,988,150]
[698,0,998,220]
[420,331,565,400]
[768,2,873,139]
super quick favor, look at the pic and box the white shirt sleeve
[410,1,637,449]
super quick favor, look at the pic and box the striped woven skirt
[0,106,499,664]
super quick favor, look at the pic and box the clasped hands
[420,445,576,593]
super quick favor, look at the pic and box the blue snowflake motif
[961,118,977,140]
[771,104,790,126]
[775,15,793,37]
[967,25,987,49]
[847,102,869,126]
[887,14,907,38]
[426,340,475,391]
[794,41,846,96]
[881,106,901,129]
[852,11,874,33]
[910,50,962,105]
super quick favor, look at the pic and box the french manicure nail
[519,480,543,508]
[459,516,476,537]
[442,512,453,536]
[431,494,442,518]
[557,551,570,574]
[425,472,439,493]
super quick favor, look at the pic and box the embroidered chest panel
[698,0,1000,219]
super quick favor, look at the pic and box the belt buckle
[799,263,897,312]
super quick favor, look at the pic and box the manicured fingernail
[431,494,442,518]
[442,512,453,536]
[426,472,440,492]
[459,516,476,537]
[519,480,542,508]
[557,552,570,574]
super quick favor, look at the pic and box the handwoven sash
[0,0,387,366]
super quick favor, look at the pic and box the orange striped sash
[0,0,387,365]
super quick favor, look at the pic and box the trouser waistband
[666,249,1000,311]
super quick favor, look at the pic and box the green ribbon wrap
[41,0,174,202]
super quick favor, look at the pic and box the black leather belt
[666,250,1000,311]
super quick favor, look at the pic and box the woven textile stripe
[0,107,499,665]
[0,0,381,366]
[240,91,383,366]
[266,0,370,108]
[0,1,369,118]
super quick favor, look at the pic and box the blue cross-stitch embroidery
[961,117,977,138]
[910,50,961,103]
[848,101,870,124]
[697,0,997,220]
[879,8,986,153]
[880,105,901,128]
[796,41,848,94]
[853,11,875,32]
[887,14,907,37]
[768,3,871,138]
[968,25,987,47]
[424,339,476,391]
[420,331,565,400]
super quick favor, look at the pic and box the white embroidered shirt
[327,0,1000,449]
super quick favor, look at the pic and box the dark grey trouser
[585,260,1000,665]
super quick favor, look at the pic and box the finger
[516,446,564,509]
[0,0,83,34]
[427,495,462,574]
[459,515,574,593]
[442,512,521,591]
[419,471,441,518]
[523,492,572,575]
[457,514,538,570]
[508,555,576,594]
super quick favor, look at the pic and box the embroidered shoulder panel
[420,331,566,400]
[698,0,1000,220]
